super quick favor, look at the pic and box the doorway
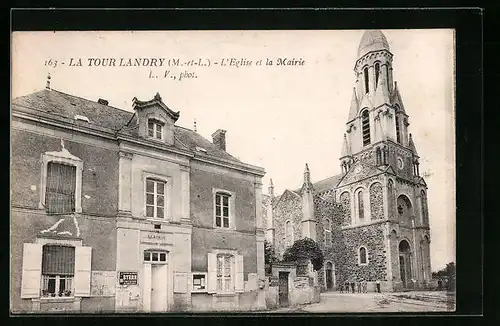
[278,272,289,307]
[398,240,412,288]
[325,262,334,291]
[151,264,167,312]
[143,250,168,312]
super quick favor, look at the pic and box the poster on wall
[90,271,116,297]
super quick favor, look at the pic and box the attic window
[148,119,164,140]
[195,147,207,153]
[74,115,90,123]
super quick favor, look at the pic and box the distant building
[11,87,266,313]
[264,30,432,292]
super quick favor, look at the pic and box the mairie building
[11,85,266,313]
[263,30,432,293]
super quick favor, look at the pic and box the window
[363,67,369,93]
[146,178,166,219]
[324,219,332,247]
[41,245,75,297]
[359,246,368,265]
[144,250,167,263]
[45,162,77,214]
[395,115,402,144]
[215,192,231,228]
[362,110,371,146]
[217,254,234,292]
[357,190,365,220]
[192,273,207,292]
[375,62,380,86]
[147,119,164,140]
[285,220,294,247]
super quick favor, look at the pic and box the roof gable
[336,159,384,188]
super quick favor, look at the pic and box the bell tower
[340,30,419,177]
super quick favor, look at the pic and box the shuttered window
[41,245,75,297]
[217,254,233,292]
[45,162,77,214]
[362,110,371,146]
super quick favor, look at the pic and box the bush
[282,238,324,271]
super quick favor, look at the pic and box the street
[269,291,456,313]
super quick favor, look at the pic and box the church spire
[409,133,419,156]
[373,66,390,107]
[301,163,314,193]
[348,87,359,121]
[341,133,351,157]
[268,178,274,197]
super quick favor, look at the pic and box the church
[263,30,432,293]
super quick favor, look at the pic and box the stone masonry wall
[369,182,384,220]
[273,190,303,257]
[339,192,351,227]
[336,223,387,284]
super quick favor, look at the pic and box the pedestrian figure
[438,279,442,291]
[376,280,381,293]
[357,280,362,293]
[339,284,343,294]
[351,281,355,293]
[363,280,367,293]
[345,281,350,293]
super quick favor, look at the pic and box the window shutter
[21,243,43,298]
[207,253,217,293]
[235,254,244,293]
[74,246,92,297]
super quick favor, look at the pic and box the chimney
[211,129,227,151]
[97,98,109,106]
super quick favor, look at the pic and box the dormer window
[147,119,164,140]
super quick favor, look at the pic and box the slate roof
[12,88,242,164]
[313,174,343,193]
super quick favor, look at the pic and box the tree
[264,240,279,275]
[264,240,279,266]
[282,237,324,271]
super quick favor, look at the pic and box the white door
[151,264,167,312]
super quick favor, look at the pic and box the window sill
[36,296,77,303]
[212,227,237,233]
[213,292,237,297]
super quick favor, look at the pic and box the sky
[11,29,455,271]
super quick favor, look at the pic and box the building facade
[11,87,266,313]
[264,30,432,293]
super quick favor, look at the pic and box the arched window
[395,106,402,144]
[375,62,380,86]
[363,67,369,93]
[358,246,368,265]
[357,190,365,220]
[323,219,332,247]
[285,220,293,247]
[362,110,371,146]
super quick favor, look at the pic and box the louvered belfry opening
[362,110,371,146]
[45,162,76,214]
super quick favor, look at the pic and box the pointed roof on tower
[300,163,314,193]
[348,87,359,121]
[373,71,391,107]
[391,81,406,113]
[409,133,419,156]
[341,133,351,157]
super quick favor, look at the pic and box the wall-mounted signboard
[118,271,138,285]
